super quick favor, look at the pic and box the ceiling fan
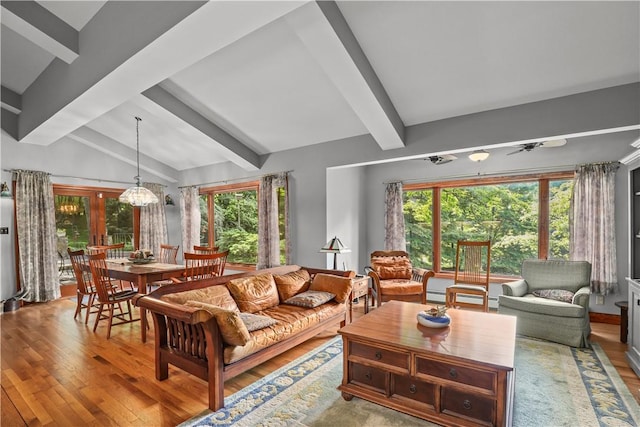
[507,139,567,155]
[428,154,458,165]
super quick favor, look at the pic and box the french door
[53,185,140,254]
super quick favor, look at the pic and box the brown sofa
[134,265,354,411]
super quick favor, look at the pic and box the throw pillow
[532,289,575,303]
[184,301,250,346]
[273,269,311,301]
[372,257,412,280]
[284,290,336,308]
[309,273,352,303]
[160,286,240,312]
[239,312,277,332]
[227,273,280,314]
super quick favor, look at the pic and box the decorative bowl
[417,311,451,328]
[129,257,155,265]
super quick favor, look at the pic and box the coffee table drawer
[416,357,496,392]
[349,362,387,393]
[391,374,435,407]
[441,387,495,425]
[350,341,409,371]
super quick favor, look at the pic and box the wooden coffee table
[338,300,516,427]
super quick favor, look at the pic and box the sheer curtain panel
[15,170,60,302]
[257,173,289,269]
[139,183,168,257]
[570,162,618,295]
[385,182,406,251]
[180,186,201,256]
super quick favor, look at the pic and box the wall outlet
[0,227,8,235]
[595,294,605,305]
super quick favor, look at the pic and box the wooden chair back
[67,248,92,294]
[193,245,220,253]
[454,240,491,289]
[88,252,116,304]
[183,250,229,280]
[87,242,126,259]
[158,244,179,264]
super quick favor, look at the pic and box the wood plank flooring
[1,298,638,426]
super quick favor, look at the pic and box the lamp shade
[319,236,351,254]
[468,150,490,162]
[119,185,158,207]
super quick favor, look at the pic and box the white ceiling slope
[1,1,639,179]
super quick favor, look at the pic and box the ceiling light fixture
[119,116,159,207]
[468,150,490,162]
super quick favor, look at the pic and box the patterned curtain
[385,182,406,251]
[139,183,168,256]
[15,170,60,302]
[570,162,618,295]
[180,186,201,255]
[257,172,289,269]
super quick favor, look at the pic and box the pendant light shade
[119,116,159,207]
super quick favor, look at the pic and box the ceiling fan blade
[507,148,524,155]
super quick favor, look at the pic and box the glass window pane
[403,189,433,269]
[105,198,134,251]
[55,195,91,251]
[441,182,539,275]
[200,195,209,245]
[214,190,258,264]
[548,179,573,260]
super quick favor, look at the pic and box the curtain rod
[179,170,293,189]
[382,164,578,185]
[2,169,167,187]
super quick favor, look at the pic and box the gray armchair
[498,259,592,348]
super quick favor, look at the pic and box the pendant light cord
[135,116,141,185]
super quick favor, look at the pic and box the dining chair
[88,252,139,339]
[148,244,180,292]
[173,250,229,282]
[87,243,134,290]
[68,248,100,324]
[445,240,491,312]
[193,245,220,253]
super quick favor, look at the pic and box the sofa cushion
[227,273,280,314]
[184,301,250,346]
[239,312,278,332]
[532,289,574,303]
[498,294,585,318]
[160,285,240,312]
[284,290,335,308]
[273,269,311,301]
[309,273,353,303]
[372,257,412,280]
[379,278,424,295]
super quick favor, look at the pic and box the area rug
[181,337,640,427]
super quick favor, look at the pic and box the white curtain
[180,186,201,256]
[15,170,60,302]
[570,162,618,295]
[139,182,168,256]
[385,182,406,251]
[257,173,289,269]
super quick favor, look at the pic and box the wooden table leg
[138,276,147,343]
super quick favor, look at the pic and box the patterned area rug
[181,337,640,427]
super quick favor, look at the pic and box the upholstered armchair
[498,259,592,348]
[366,251,435,307]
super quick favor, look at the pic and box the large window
[403,172,574,278]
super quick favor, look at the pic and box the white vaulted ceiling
[1,1,639,179]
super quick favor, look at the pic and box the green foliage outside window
[404,179,572,276]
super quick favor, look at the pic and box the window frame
[199,181,260,271]
[403,171,574,281]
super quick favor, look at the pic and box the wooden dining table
[102,259,186,343]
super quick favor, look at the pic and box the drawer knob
[365,372,372,381]
[409,384,417,394]
[375,351,382,360]
[449,368,458,378]
[463,399,472,410]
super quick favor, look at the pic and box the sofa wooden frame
[133,265,354,411]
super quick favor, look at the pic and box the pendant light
[119,116,159,206]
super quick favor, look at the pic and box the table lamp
[319,236,351,270]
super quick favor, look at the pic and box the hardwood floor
[1,298,638,426]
